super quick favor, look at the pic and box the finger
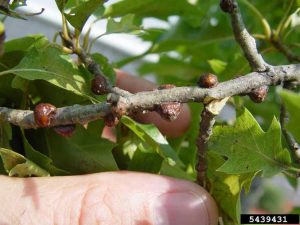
[115,70,191,138]
[0,172,218,225]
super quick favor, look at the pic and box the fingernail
[152,192,211,225]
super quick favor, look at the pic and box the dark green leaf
[280,90,300,143]
[92,53,116,84]
[209,108,291,177]
[55,0,68,11]
[22,131,69,175]
[45,121,118,174]
[65,0,104,31]
[0,123,11,148]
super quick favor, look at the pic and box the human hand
[0,71,218,225]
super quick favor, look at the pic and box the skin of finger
[0,172,218,225]
[115,69,191,138]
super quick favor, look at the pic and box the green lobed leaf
[207,151,240,223]
[106,14,142,34]
[10,43,93,100]
[209,108,291,177]
[207,151,256,224]
[280,90,300,143]
[64,0,104,31]
[0,148,50,177]
[45,121,118,174]
[120,116,184,167]
[103,0,201,26]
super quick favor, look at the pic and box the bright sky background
[19,0,171,59]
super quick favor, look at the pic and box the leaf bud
[220,0,236,13]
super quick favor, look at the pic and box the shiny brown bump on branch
[155,84,182,121]
[34,103,57,127]
[91,75,109,95]
[220,0,236,13]
[53,124,76,137]
[248,85,269,103]
[197,73,219,88]
[104,113,119,127]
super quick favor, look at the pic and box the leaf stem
[275,0,295,39]
[240,0,271,39]
[62,14,71,42]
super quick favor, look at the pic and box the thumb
[0,172,218,225]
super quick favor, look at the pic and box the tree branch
[1,64,299,129]
[196,97,229,187]
[197,108,215,187]
[280,101,300,162]
[220,0,267,71]
[271,38,300,63]
[0,103,111,129]
[59,32,132,97]
[112,64,300,113]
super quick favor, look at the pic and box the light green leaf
[208,59,228,75]
[106,14,142,34]
[207,151,254,224]
[160,160,194,181]
[120,116,184,167]
[209,108,291,177]
[128,149,163,173]
[46,121,118,174]
[280,90,300,143]
[65,0,104,31]
[11,76,29,92]
[9,44,92,99]
[0,148,50,177]
[103,0,200,24]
